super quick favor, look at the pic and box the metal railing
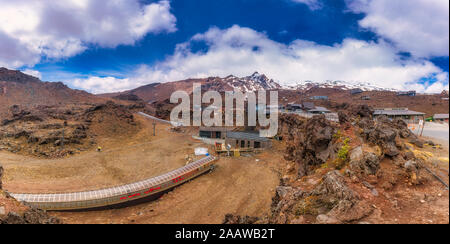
[9,156,218,211]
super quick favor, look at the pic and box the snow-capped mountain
[107,71,401,104]
[222,72,396,92]
[223,72,282,92]
[284,80,397,92]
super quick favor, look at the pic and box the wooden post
[61,125,65,150]
[420,115,425,137]
[61,121,68,150]
[153,122,156,136]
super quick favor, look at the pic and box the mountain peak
[250,71,261,77]
[0,67,40,83]
[222,72,281,92]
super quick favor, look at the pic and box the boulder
[349,147,363,162]
[316,214,342,224]
[404,160,419,172]
[409,138,425,148]
[350,150,380,175]
[276,186,293,199]
[313,171,357,202]
[425,140,435,146]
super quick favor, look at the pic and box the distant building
[308,106,331,114]
[361,96,371,100]
[286,102,332,114]
[373,108,425,123]
[433,114,449,122]
[225,131,272,150]
[396,91,416,97]
[310,96,329,100]
[286,103,303,111]
[350,88,363,95]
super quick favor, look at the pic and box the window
[200,131,212,138]
[255,141,261,148]
[241,140,245,148]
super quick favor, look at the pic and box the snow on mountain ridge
[222,72,397,92]
[286,80,398,92]
[224,72,281,92]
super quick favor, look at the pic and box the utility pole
[61,125,65,150]
[61,121,67,150]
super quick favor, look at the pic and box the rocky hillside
[0,101,141,158]
[0,68,150,158]
[224,109,449,224]
[0,67,107,117]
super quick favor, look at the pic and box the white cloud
[72,76,137,94]
[0,0,176,69]
[72,25,449,94]
[21,69,42,79]
[291,0,322,10]
[346,0,449,58]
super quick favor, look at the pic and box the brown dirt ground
[50,153,281,224]
[1,115,205,193]
[1,114,282,223]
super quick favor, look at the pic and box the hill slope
[0,68,105,116]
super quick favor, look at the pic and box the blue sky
[0,0,448,93]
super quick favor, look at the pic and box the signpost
[419,119,424,137]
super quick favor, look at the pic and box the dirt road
[422,122,449,146]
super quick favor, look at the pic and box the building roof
[199,126,232,132]
[288,103,303,107]
[434,114,449,119]
[311,96,329,99]
[350,88,363,94]
[308,106,331,113]
[226,131,270,142]
[302,102,315,110]
[374,109,425,116]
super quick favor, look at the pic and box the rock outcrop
[357,116,424,158]
[349,147,380,176]
[0,207,61,224]
[223,214,260,224]
[0,101,138,158]
[280,114,338,177]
